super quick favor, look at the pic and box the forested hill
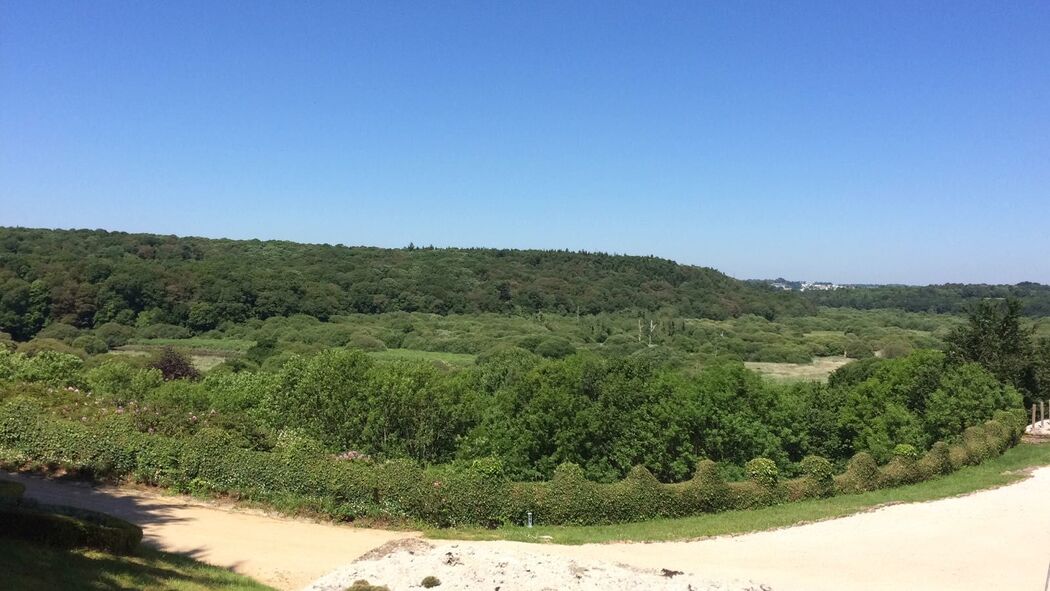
[801,283,1050,316]
[0,227,809,339]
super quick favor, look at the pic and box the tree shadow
[1,536,266,590]
[3,470,189,530]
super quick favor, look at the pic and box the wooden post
[1032,404,1037,430]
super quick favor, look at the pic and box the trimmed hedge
[0,504,143,554]
[0,478,25,504]
[0,400,1028,528]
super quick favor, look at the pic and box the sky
[1,1,1048,285]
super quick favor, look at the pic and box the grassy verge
[426,441,1050,544]
[0,537,274,591]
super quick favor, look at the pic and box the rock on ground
[302,539,767,591]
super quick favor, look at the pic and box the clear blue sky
[2,1,1048,284]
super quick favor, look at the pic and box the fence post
[1032,404,1037,431]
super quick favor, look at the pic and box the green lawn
[0,538,274,591]
[367,348,476,366]
[426,442,1050,544]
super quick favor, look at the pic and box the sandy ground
[4,472,413,590]
[8,466,1050,591]
[447,467,1050,591]
[305,539,761,591]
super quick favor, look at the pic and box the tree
[946,298,1037,401]
[149,346,200,381]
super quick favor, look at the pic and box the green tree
[947,298,1037,401]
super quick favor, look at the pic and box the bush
[421,576,441,588]
[0,504,142,554]
[537,462,603,525]
[800,455,835,498]
[150,347,200,381]
[347,334,387,352]
[73,335,109,355]
[0,479,25,504]
[345,580,390,591]
[0,398,1024,528]
[917,441,952,478]
[745,457,779,490]
[836,452,879,494]
[673,459,730,514]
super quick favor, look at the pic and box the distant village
[764,278,850,292]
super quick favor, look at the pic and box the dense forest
[0,227,810,340]
[801,283,1050,316]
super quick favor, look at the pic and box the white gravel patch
[302,539,767,591]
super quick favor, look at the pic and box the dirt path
[4,472,413,591]
[8,467,1050,590]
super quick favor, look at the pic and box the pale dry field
[744,355,852,382]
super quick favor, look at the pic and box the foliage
[0,398,1022,527]
[0,227,811,338]
[345,582,390,591]
[0,503,143,554]
[149,346,200,381]
[1,537,275,591]
[947,298,1040,403]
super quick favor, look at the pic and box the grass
[125,338,256,353]
[744,355,852,382]
[0,538,274,591]
[426,442,1050,545]
[367,348,477,367]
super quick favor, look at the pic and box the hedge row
[0,399,1027,527]
[0,478,26,504]
[0,503,143,554]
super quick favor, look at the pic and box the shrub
[962,426,991,463]
[917,441,952,478]
[421,576,441,588]
[892,444,920,460]
[672,460,730,515]
[95,323,135,348]
[0,479,25,504]
[605,465,664,523]
[347,334,387,352]
[745,457,778,490]
[15,351,84,386]
[0,504,143,554]
[879,455,920,488]
[149,347,200,381]
[73,335,109,355]
[800,455,835,498]
[345,580,390,591]
[948,444,970,470]
[427,458,509,527]
[537,462,603,525]
[836,452,879,494]
[0,397,1024,528]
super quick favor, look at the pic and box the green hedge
[0,478,25,504]
[0,399,1028,528]
[0,503,143,554]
